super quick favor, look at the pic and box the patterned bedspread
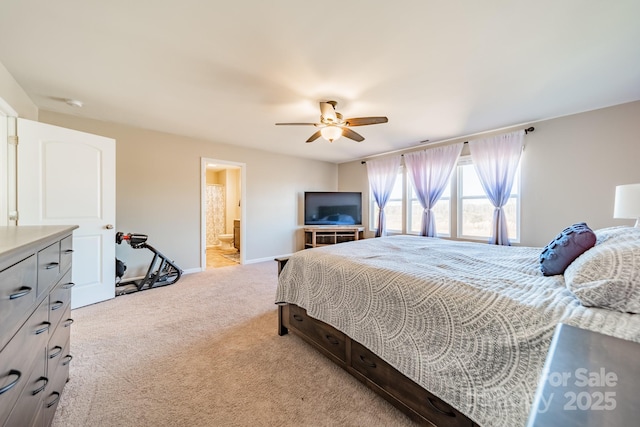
[275,235,640,427]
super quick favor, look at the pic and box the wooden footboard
[276,258,478,427]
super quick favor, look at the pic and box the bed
[275,227,640,427]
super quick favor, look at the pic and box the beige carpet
[52,261,416,427]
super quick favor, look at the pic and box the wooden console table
[304,226,364,248]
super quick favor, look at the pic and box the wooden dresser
[0,225,78,427]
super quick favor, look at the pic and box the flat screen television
[304,191,362,225]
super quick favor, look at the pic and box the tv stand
[304,226,365,248]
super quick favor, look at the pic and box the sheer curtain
[366,156,401,237]
[404,143,463,237]
[468,130,524,245]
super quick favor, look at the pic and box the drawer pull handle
[46,392,61,408]
[292,314,304,322]
[63,318,75,327]
[9,286,32,300]
[62,355,73,366]
[49,346,63,359]
[426,397,456,417]
[32,377,49,395]
[35,322,52,335]
[63,249,74,254]
[0,370,21,395]
[62,282,76,289]
[359,354,377,368]
[325,334,339,346]
[45,262,59,270]
[51,301,64,311]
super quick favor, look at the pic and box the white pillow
[564,226,640,313]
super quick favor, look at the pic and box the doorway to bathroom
[200,158,245,269]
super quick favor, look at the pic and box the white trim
[0,97,17,226]
[0,97,18,117]
[0,116,6,226]
[245,254,293,264]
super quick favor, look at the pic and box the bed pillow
[564,227,640,313]
[539,222,596,276]
[593,225,634,244]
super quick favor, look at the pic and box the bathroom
[205,164,241,268]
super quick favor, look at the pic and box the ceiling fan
[276,101,388,143]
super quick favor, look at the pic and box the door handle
[105,224,114,229]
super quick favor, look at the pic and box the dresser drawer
[350,340,472,427]
[48,338,72,391]
[43,341,72,427]
[59,235,73,274]
[2,352,46,427]
[0,298,50,420]
[288,305,346,363]
[37,242,60,297]
[49,270,74,330]
[0,255,37,351]
[47,304,72,383]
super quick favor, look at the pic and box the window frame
[369,165,405,234]
[455,156,521,243]
[407,176,452,237]
[369,155,521,243]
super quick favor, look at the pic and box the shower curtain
[206,184,225,247]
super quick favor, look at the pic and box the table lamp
[614,183,640,227]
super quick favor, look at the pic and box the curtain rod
[361,127,534,164]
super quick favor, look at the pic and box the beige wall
[4,57,639,265]
[338,101,640,247]
[38,111,337,275]
[1,56,337,273]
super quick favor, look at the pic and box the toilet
[218,234,234,248]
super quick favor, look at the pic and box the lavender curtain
[366,156,401,237]
[468,130,524,245]
[404,143,463,237]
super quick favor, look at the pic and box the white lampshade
[614,183,640,227]
[320,126,342,142]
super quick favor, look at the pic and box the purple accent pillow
[539,222,596,276]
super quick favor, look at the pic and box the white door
[17,118,116,308]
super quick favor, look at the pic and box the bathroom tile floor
[206,246,240,268]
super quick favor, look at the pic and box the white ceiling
[1,1,639,164]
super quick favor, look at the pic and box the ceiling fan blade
[306,130,322,143]
[319,101,337,123]
[275,122,318,126]
[341,127,365,142]
[344,116,388,126]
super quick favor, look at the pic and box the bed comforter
[275,235,640,427]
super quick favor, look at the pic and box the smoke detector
[65,99,83,108]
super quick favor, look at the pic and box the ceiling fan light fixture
[321,126,342,142]
[276,101,387,143]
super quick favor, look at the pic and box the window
[370,157,520,242]
[370,166,404,233]
[408,180,451,236]
[457,162,520,241]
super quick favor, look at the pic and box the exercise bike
[115,232,182,296]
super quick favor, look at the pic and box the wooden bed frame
[276,258,479,427]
